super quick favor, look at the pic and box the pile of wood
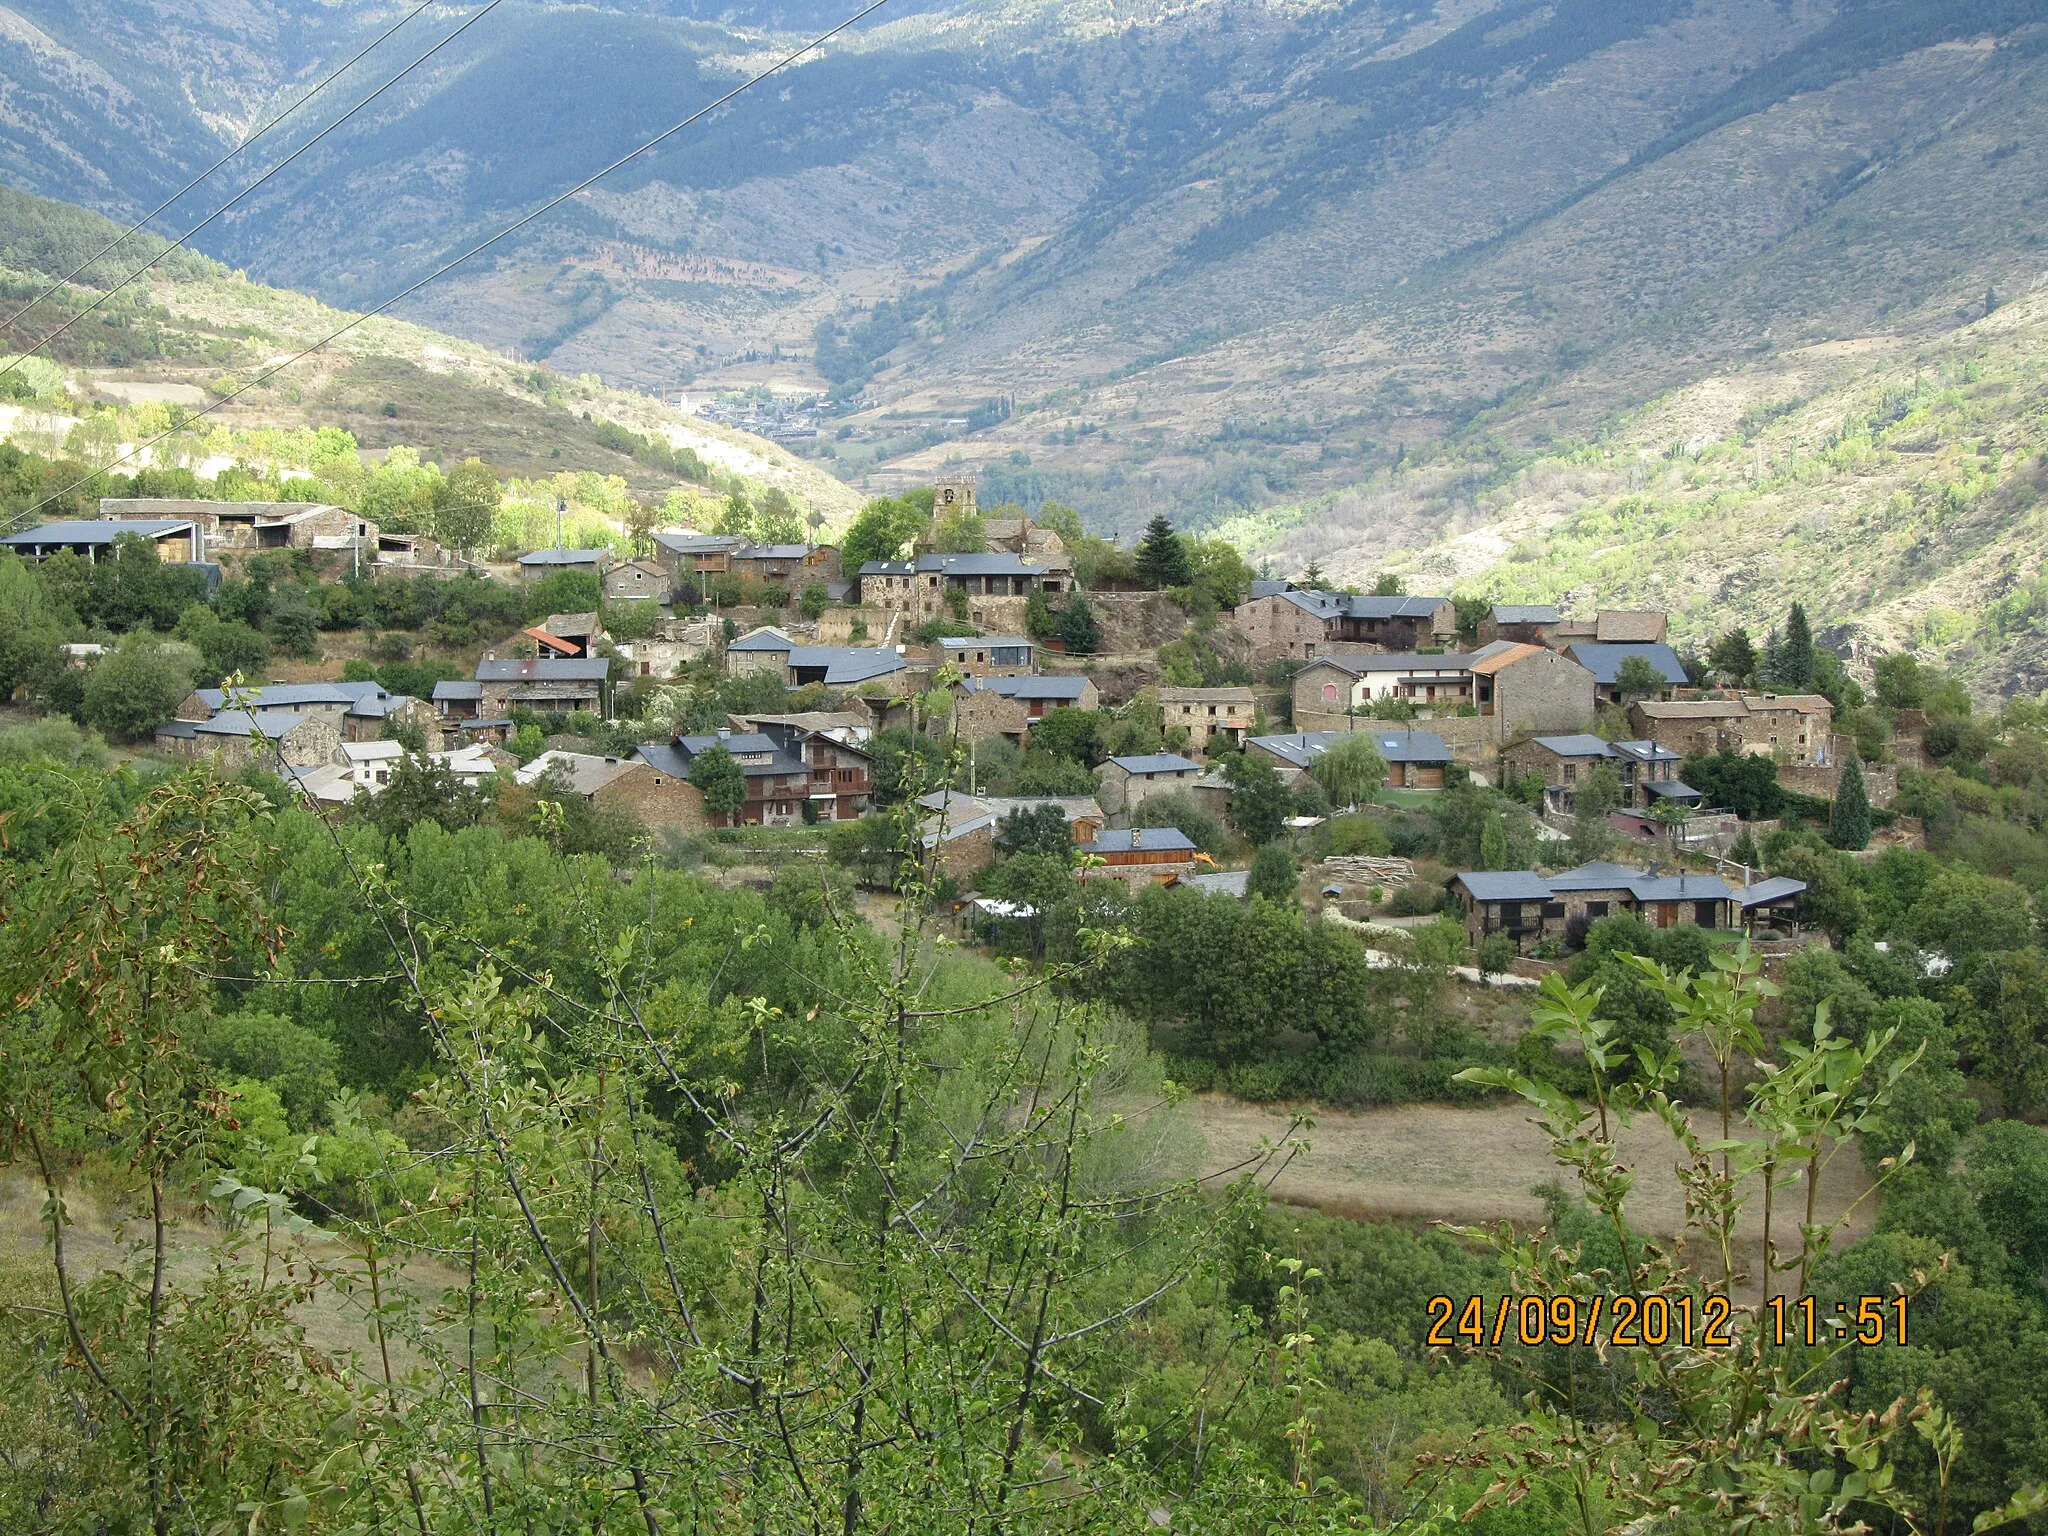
[1317,855,1414,886]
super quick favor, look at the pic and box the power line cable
[0,0,516,386]
[6,0,898,529]
[0,0,444,346]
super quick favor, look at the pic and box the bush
[1319,812,1392,857]
[80,640,196,739]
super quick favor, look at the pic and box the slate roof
[1641,779,1703,801]
[940,635,1031,649]
[1079,826,1197,855]
[514,750,644,795]
[1248,578,1294,600]
[857,560,915,576]
[1595,611,1668,642]
[1457,863,1734,905]
[785,646,907,685]
[3,518,195,546]
[969,675,1089,701]
[734,544,813,560]
[1565,642,1688,686]
[1491,604,1561,625]
[653,732,805,778]
[727,627,796,652]
[192,710,306,740]
[516,547,606,566]
[1736,876,1808,907]
[1455,871,1558,902]
[1303,652,1475,676]
[1249,732,1344,769]
[1278,591,1448,621]
[1609,738,1683,765]
[1468,643,1548,676]
[1159,685,1256,704]
[1372,730,1453,763]
[1105,753,1201,776]
[651,532,748,556]
[433,680,484,701]
[475,657,610,682]
[913,552,1047,577]
[1530,734,1616,759]
[196,682,351,710]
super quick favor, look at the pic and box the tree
[1478,810,1510,871]
[1224,749,1290,843]
[1134,514,1191,588]
[364,753,492,841]
[992,803,1072,858]
[1247,843,1298,903]
[432,457,501,556]
[173,605,270,685]
[1615,652,1664,698]
[1570,762,1623,862]
[713,488,756,539]
[757,486,804,544]
[1729,824,1761,868]
[1371,572,1402,596]
[1306,734,1385,808]
[1873,652,1927,710]
[1828,751,1872,850]
[1025,706,1103,764]
[687,743,747,825]
[1477,930,1517,986]
[798,581,832,620]
[1707,627,1758,683]
[79,639,195,739]
[1300,559,1326,589]
[1055,595,1101,656]
[840,495,928,568]
[1765,601,1816,689]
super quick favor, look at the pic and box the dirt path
[1196,1096,1876,1294]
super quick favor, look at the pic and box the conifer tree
[1729,824,1761,868]
[1134,514,1191,588]
[1829,750,1872,851]
[1767,602,1816,690]
[1479,810,1510,871]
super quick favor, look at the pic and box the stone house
[1374,729,1454,788]
[1563,642,1689,706]
[861,553,1068,623]
[181,681,429,745]
[433,680,483,721]
[1470,643,1596,747]
[938,635,1035,678]
[1554,610,1669,645]
[476,656,610,717]
[604,558,672,605]
[616,619,717,681]
[649,532,749,581]
[785,647,912,689]
[731,544,841,585]
[100,498,377,559]
[965,674,1098,720]
[638,719,874,826]
[515,750,710,835]
[154,710,341,771]
[1160,686,1255,750]
[1096,753,1203,817]
[1290,654,1476,717]
[1077,826,1200,889]
[916,791,1106,882]
[1247,732,1346,784]
[952,687,1032,747]
[1627,693,1835,766]
[529,611,604,659]
[1501,734,1699,815]
[726,627,797,677]
[1477,604,1562,647]
[1232,590,1456,663]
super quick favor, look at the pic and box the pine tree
[1768,602,1815,690]
[1134,514,1191,588]
[1729,825,1760,869]
[1479,810,1510,871]
[1829,751,1872,851]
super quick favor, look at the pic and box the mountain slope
[0,181,859,521]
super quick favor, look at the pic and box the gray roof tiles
[475,657,610,682]
[1105,753,1201,776]
[1565,642,1688,686]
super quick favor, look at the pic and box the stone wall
[595,765,713,835]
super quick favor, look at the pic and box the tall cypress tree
[1828,751,1872,851]
[1769,602,1816,690]
[1134,514,1191,588]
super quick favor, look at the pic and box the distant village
[1,470,1903,972]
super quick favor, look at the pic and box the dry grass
[1195,1096,1876,1301]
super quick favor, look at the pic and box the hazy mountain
[1,0,2043,544]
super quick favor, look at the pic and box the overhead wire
[6,0,900,526]
[0,0,444,349]
[0,0,518,386]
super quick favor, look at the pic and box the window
[1586,901,1609,918]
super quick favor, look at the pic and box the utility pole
[555,494,565,549]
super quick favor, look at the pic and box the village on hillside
[1,468,1925,984]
